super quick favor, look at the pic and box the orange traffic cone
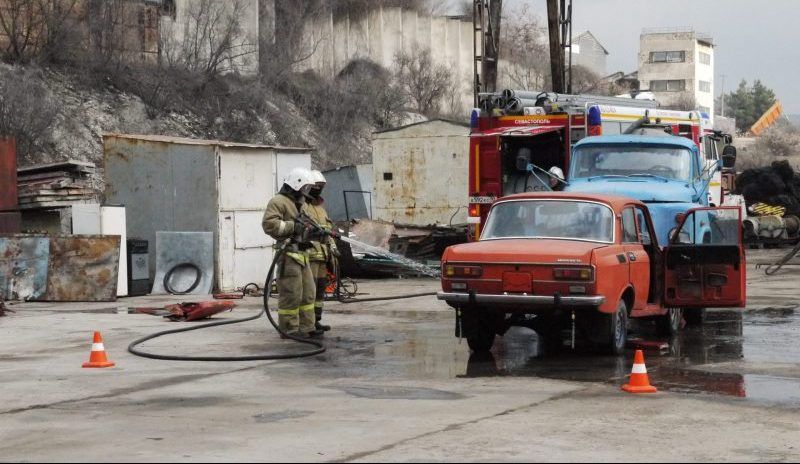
[82,332,115,368]
[622,350,657,394]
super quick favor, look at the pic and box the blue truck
[563,134,719,246]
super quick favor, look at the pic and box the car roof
[573,134,698,150]
[497,191,645,211]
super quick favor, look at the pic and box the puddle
[253,410,314,423]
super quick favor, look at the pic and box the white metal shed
[103,134,312,292]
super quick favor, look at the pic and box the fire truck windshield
[571,146,693,182]
[482,200,614,243]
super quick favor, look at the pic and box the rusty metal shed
[371,119,469,226]
[103,134,312,292]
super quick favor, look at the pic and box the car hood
[443,238,608,265]
[565,178,696,203]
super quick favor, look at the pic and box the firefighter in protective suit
[261,167,320,337]
[303,170,339,332]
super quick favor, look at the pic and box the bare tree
[662,93,697,111]
[569,65,602,94]
[393,46,455,117]
[0,67,59,163]
[500,6,549,90]
[162,0,255,81]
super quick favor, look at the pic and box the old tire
[604,300,628,355]
[657,308,682,336]
[684,308,706,326]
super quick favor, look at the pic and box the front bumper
[437,292,605,307]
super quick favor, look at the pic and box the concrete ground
[1,249,799,462]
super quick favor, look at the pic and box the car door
[621,206,650,309]
[664,207,745,308]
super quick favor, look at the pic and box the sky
[502,0,800,113]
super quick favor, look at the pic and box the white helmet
[549,166,565,180]
[310,170,326,185]
[283,167,314,193]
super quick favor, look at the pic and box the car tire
[604,300,628,355]
[684,308,706,326]
[461,310,497,352]
[467,331,496,352]
[656,308,682,336]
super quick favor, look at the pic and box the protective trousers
[277,251,316,334]
[309,260,328,322]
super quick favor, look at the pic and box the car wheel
[657,308,682,336]
[604,300,628,355]
[460,310,497,352]
[684,308,706,326]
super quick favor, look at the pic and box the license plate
[469,196,496,204]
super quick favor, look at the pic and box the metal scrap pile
[17,160,99,210]
[737,160,800,216]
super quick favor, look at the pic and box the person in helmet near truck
[303,170,339,333]
[262,167,320,338]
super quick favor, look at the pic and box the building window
[650,51,685,63]
[699,81,711,93]
[699,106,711,115]
[699,52,711,65]
[650,80,686,92]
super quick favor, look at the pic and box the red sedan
[438,192,745,354]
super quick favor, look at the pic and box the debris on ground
[131,301,236,322]
[0,300,13,317]
[737,160,800,216]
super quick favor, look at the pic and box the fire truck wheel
[657,308,682,336]
[684,308,706,326]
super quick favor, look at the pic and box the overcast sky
[503,0,800,113]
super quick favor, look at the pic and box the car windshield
[571,145,693,181]
[482,200,614,243]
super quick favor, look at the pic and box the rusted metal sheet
[0,212,21,234]
[42,235,120,302]
[0,235,49,300]
[0,138,17,211]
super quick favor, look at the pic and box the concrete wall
[372,120,469,226]
[162,0,260,75]
[299,7,474,113]
[638,31,714,118]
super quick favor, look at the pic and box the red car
[438,192,745,354]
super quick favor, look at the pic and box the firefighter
[304,170,339,332]
[262,167,320,338]
[548,166,566,191]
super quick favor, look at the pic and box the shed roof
[103,133,312,152]
[373,119,470,135]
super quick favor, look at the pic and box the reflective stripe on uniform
[278,220,288,235]
[299,304,316,313]
[278,308,299,316]
[285,251,308,266]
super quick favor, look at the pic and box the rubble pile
[736,160,800,216]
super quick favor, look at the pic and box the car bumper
[437,292,605,307]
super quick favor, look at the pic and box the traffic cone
[82,332,115,368]
[622,350,657,394]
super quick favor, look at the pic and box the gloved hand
[292,221,308,237]
[329,240,341,258]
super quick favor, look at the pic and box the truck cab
[564,135,718,246]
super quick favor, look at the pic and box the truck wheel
[656,308,682,336]
[604,300,628,355]
[684,308,706,326]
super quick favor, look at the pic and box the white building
[638,28,715,118]
[570,31,608,76]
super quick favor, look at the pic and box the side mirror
[722,146,737,169]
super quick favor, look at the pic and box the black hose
[128,247,325,361]
[765,240,800,276]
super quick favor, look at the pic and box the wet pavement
[289,302,800,408]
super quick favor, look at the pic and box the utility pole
[547,0,565,93]
[474,0,502,106]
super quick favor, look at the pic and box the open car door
[664,207,746,308]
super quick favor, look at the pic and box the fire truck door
[664,207,745,308]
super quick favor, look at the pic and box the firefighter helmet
[310,170,326,185]
[283,167,314,193]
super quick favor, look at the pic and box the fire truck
[466,90,727,241]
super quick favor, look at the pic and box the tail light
[445,265,483,278]
[553,267,593,281]
[469,204,480,218]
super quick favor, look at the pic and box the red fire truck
[466,91,723,241]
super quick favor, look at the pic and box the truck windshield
[571,145,693,181]
[482,200,614,243]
